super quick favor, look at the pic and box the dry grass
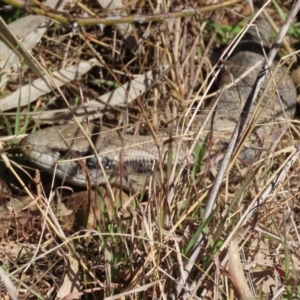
[0,0,299,299]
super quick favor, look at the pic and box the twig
[1,0,243,26]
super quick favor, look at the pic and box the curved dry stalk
[228,236,254,299]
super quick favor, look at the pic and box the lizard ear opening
[86,154,115,171]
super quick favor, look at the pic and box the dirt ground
[0,0,299,299]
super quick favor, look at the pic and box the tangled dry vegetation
[0,0,299,299]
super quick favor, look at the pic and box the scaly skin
[19,15,297,188]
